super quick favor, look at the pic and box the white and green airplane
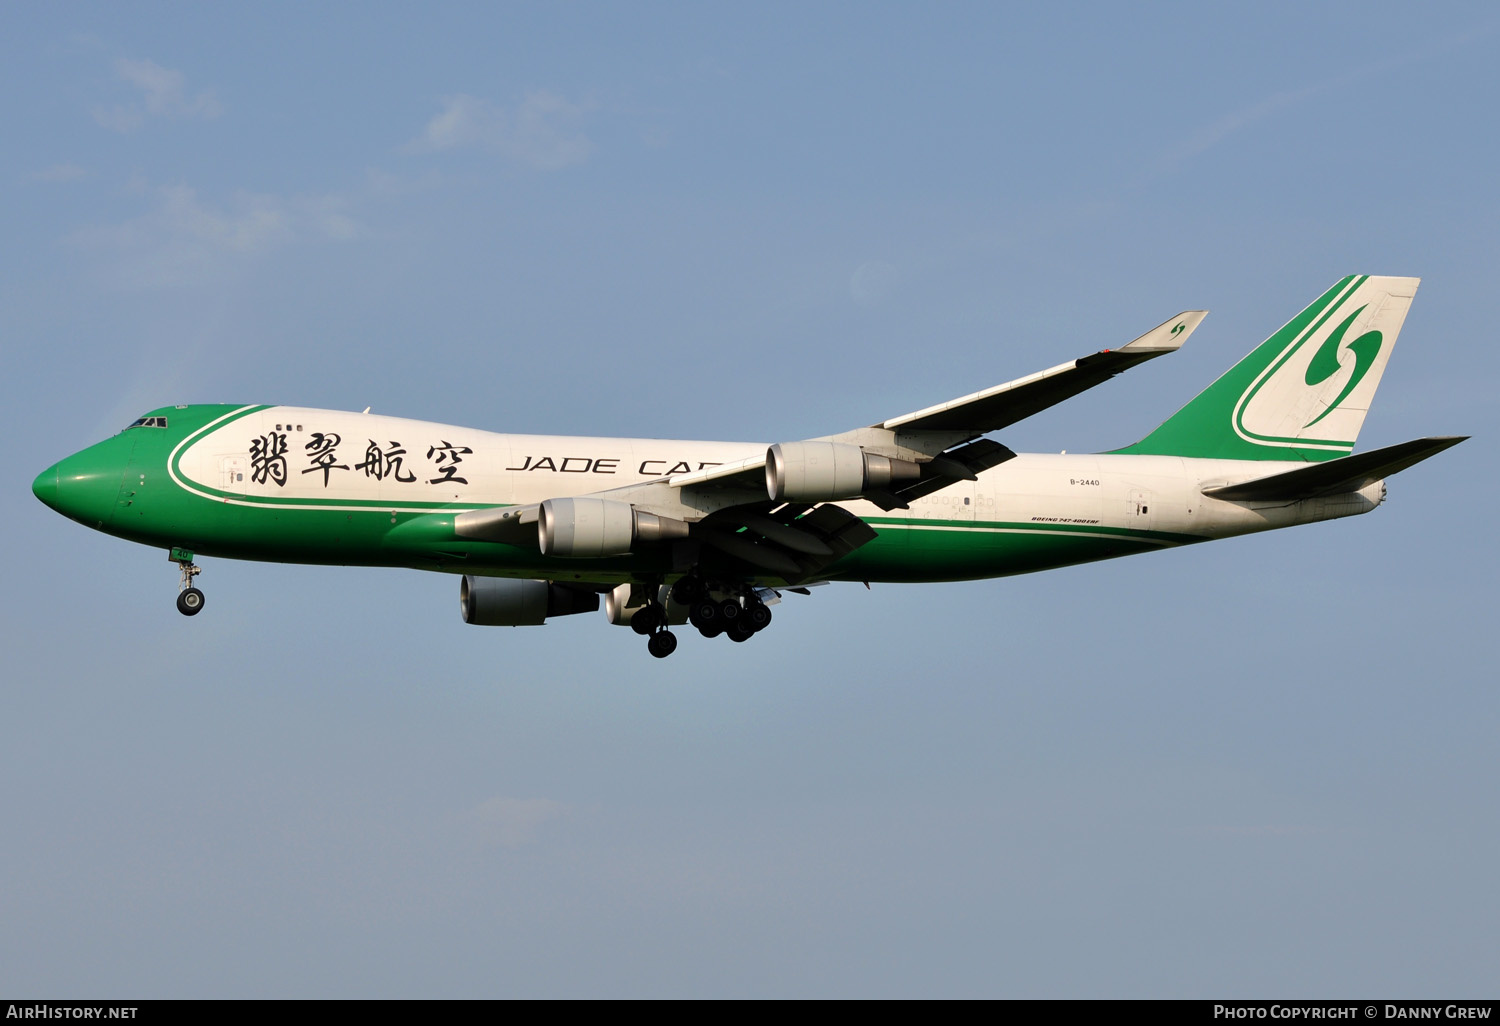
[33,275,1464,657]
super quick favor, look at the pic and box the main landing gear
[624,574,777,658]
[678,575,773,646]
[170,547,205,617]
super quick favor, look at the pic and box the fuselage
[33,403,1384,587]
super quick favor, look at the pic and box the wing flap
[699,501,879,582]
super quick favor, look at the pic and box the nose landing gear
[170,547,205,617]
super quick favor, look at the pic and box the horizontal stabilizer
[1202,436,1468,501]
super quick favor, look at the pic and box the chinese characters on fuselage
[248,432,469,488]
[426,442,472,485]
[355,440,416,483]
[302,433,349,486]
[249,432,288,486]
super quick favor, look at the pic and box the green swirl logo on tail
[1303,305,1382,427]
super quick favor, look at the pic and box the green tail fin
[1113,275,1419,462]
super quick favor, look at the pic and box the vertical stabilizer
[1114,275,1419,462]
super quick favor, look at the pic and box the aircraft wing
[456,309,1205,581]
[879,309,1207,437]
[665,308,1206,494]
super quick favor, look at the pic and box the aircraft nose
[32,463,59,509]
[36,444,128,527]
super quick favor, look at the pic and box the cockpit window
[127,416,169,429]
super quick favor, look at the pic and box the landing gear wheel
[647,630,678,658]
[631,605,663,636]
[717,599,741,623]
[727,622,754,643]
[690,600,719,630]
[697,623,723,639]
[746,604,772,632]
[173,555,204,618]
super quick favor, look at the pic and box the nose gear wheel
[172,553,205,617]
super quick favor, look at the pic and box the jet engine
[538,497,688,556]
[765,441,919,502]
[604,582,690,626]
[460,576,600,626]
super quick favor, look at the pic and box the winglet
[1118,310,1209,354]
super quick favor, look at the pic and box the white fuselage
[177,406,1384,553]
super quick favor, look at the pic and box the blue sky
[3,1,1497,997]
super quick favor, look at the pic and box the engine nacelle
[538,497,689,556]
[604,582,690,626]
[460,576,600,626]
[766,441,920,502]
